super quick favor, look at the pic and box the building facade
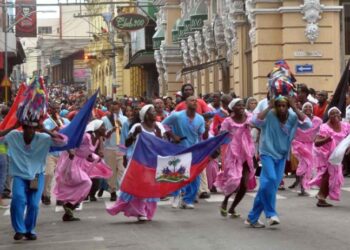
[154,0,346,99]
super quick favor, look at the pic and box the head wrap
[327,106,341,117]
[60,109,69,117]
[302,102,313,112]
[85,119,104,132]
[139,104,154,122]
[267,60,297,99]
[228,98,243,111]
[16,76,48,126]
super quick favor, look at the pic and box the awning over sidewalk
[181,58,227,75]
[124,50,155,69]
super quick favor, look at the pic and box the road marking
[0,236,104,248]
[342,187,350,192]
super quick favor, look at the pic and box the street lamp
[2,1,54,104]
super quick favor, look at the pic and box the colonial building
[154,0,347,99]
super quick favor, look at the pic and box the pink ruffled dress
[292,116,322,189]
[54,133,113,205]
[214,115,256,196]
[309,122,350,200]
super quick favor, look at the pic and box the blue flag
[50,90,98,152]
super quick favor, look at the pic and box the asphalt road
[1,178,350,250]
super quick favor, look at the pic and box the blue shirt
[2,131,65,180]
[252,110,312,159]
[162,110,205,148]
[102,113,127,149]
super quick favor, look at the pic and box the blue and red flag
[50,90,98,152]
[121,132,229,198]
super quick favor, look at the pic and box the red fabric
[121,157,210,198]
[313,103,327,118]
[0,84,27,130]
[175,99,210,114]
[66,110,78,121]
[92,108,106,119]
[212,114,225,136]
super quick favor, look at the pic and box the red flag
[0,83,27,130]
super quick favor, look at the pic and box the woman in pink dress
[292,102,322,196]
[309,107,350,207]
[106,104,166,221]
[215,98,255,218]
[54,120,113,221]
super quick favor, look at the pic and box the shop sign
[112,13,149,31]
[294,50,322,57]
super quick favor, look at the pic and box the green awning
[152,25,165,50]
[190,1,208,31]
[172,19,181,43]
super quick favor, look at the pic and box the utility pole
[103,3,117,99]
[2,0,9,103]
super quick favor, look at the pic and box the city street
[1,178,350,250]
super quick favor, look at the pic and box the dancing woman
[215,98,255,218]
[106,104,166,221]
[310,107,350,207]
[291,102,322,195]
[54,120,113,221]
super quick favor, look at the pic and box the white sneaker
[182,203,195,209]
[171,195,181,209]
[267,216,280,226]
[137,216,148,221]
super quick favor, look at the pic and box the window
[38,26,52,34]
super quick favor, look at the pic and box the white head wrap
[302,102,313,112]
[139,104,154,122]
[328,106,341,117]
[228,98,243,111]
[85,119,104,132]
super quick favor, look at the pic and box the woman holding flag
[106,104,166,221]
[215,98,255,218]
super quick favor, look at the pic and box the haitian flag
[50,90,98,152]
[121,132,229,198]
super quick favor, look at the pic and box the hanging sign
[16,0,37,37]
[112,13,149,31]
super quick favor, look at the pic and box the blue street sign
[296,64,313,74]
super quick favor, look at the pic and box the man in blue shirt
[41,105,70,205]
[101,101,127,201]
[0,120,67,241]
[246,96,311,228]
[162,96,205,209]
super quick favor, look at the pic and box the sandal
[228,211,241,218]
[316,200,333,207]
[220,208,228,217]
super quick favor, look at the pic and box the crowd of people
[0,78,349,241]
